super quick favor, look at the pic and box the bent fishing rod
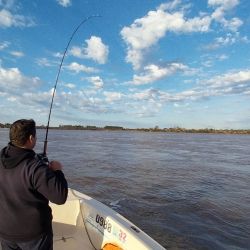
[43,15,100,156]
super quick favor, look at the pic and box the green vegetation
[0,123,11,128]
[1,123,249,134]
[130,127,250,134]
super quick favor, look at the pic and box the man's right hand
[49,160,63,171]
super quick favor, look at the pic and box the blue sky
[0,0,250,129]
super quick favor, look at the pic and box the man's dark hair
[9,119,36,147]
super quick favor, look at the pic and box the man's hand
[49,161,63,171]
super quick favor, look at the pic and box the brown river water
[0,129,250,249]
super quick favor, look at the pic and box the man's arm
[32,161,68,204]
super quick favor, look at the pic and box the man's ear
[28,135,36,146]
[29,135,33,142]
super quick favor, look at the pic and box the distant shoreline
[1,124,249,134]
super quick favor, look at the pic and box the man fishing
[0,119,68,250]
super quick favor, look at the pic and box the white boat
[52,188,166,250]
[0,188,165,250]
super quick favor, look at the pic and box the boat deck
[52,196,95,250]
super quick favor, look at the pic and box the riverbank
[2,123,249,134]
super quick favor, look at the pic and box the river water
[0,129,249,249]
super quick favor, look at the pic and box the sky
[0,0,250,129]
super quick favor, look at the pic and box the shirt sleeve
[32,163,68,205]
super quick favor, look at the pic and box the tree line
[1,123,250,134]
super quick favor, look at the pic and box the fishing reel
[36,153,49,165]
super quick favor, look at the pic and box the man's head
[9,119,37,148]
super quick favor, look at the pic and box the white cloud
[54,90,111,115]
[87,76,104,89]
[127,68,250,108]
[222,17,242,32]
[203,32,247,50]
[84,36,109,64]
[127,98,163,118]
[121,7,211,69]
[103,91,122,103]
[0,91,7,97]
[0,9,17,27]
[214,33,236,46]
[172,89,206,101]
[208,0,239,10]
[217,54,228,61]
[53,52,63,58]
[174,102,190,108]
[85,36,109,64]
[36,58,53,67]
[70,46,82,58]
[36,56,66,68]
[21,90,53,107]
[64,83,75,89]
[0,41,10,50]
[202,60,213,68]
[121,0,243,69]
[70,36,109,64]
[10,51,24,57]
[204,69,250,88]
[7,96,16,102]
[158,0,182,11]
[131,88,160,100]
[0,66,41,94]
[129,63,188,85]
[129,87,195,107]
[0,9,35,28]
[209,0,242,32]
[66,62,97,74]
[56,0,71,7]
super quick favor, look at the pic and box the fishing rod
[43,15,100,156]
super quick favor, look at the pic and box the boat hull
[52,188,165,249]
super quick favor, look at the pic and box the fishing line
[43,15,100,156]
